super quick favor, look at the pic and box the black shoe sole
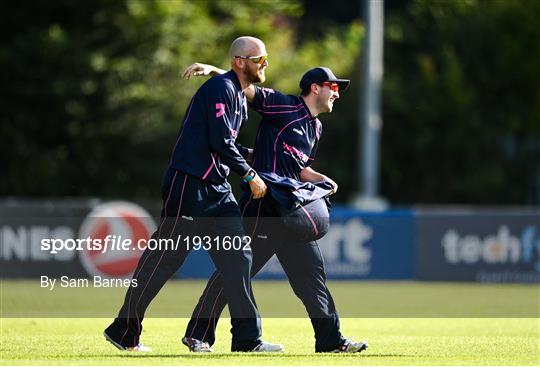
[103,331,128,351]
[358,343,368,352]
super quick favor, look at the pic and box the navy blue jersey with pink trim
[250,86,322,181]
[169,71,251,184]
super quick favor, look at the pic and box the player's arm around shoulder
[248,86,293,114]
[182,62,257,103]
[182,63,227,79]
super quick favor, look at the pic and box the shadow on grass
[92,353,423,358]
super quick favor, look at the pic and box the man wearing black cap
[180,63,368,353]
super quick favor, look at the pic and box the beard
[243,65,265,83]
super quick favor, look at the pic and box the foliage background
[2,0,539,205]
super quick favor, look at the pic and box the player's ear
[311,83,319,95]
[232,57,243,69]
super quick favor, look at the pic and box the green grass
[1,280,539,365]
[1,318,538,365]
[2,280,538,317]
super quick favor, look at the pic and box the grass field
[1,280,539,365]
[2,280,538,317]
[2,318,538,365]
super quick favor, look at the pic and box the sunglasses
[318,82,339,92]
[235,54,268,65]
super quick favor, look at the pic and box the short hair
[300,85,312,96]
[229,36,264,60]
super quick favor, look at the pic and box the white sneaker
[126,343,152,352]
[182,337,213,352]
[251,341,285,352]
[103,331,152,352]
[332,339,368,353]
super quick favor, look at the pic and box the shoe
[182,337,213,352]
[332,339,368,353]
[103,331,152,352]
[251,340,285,352]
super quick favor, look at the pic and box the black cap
[299,67,350,92]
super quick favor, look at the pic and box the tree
[381,0,540,204]
[1,0,361,199]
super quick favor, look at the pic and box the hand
[248,174,267,199]
[181,63,215,79]
[326,178,338,194]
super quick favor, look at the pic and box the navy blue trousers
[184,194,345,352]
[104,169,261,351]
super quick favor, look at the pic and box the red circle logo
[78,201,156,278]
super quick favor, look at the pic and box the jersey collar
[227,70,243,92]
[299,96,316,119]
